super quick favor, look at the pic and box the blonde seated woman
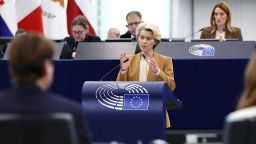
[116,22,176,128]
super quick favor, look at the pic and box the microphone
[64,41,78,52]
[100,58,129,81]
[72,41,78,58]
[142,54,147,60]
[142,54,158,77]
[0,50,4,58]
[63,41,72,53]
[63,41,78,59]
[183,28,204,40]
[73,41,78,52]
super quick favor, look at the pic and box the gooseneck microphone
[142,54,147,61]
[73,41,78,52]
[142,54,158,78]
[62,41,78,59]
[63,41,70,52]
[183,28,204,40]
[142,54,152,68]
[63,41,78,52]
[0,50,4,59]
[100,59,129,81]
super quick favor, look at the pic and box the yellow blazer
[116,52,175,128]
[117,52,176,91]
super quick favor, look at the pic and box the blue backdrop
[0,58,248,130]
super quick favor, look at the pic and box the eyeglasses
[72,30,84,35]
[127,21,141,27]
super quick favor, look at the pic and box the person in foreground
[116,22,176,128]
[0,33,91,144]
[200,1,243,41]
[237,53,256,109]
[60,15,101,59]
[226,52,256,121]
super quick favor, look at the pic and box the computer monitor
[3,42,64,60]
[0,37,13,44]
[75,42,135,60]
[105,38,133,42]
[225,39,240,41]
[169,38,185,42]
[2,43,11,60]
[161,38,170,42]
[191,39,219,42]
[52,42,65,60]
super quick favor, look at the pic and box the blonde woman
[117,22,175,128]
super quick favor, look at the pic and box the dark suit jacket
[120,31,132,38]
[60,35,101,59]
[0,83,91,144]
[120,31,141,54]
[200,26,243,40]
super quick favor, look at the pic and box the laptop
[52,42,65,60]
[105,38,133,42]
[75,42,136,60]
[191,39,219,42]
[3,42,64,60]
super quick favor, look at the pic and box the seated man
[0,33,91,144]
[107,27,120,39]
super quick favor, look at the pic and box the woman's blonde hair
[136,22,161,49]
[237,52,256,109]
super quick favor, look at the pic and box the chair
[224,106,256,144]
[0,113,78,144]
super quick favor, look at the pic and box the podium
[82,81,181,144]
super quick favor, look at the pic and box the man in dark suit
[60,15,101,59]
[0,33,91,144]
[120,11,143,54]
[120,11,142,39]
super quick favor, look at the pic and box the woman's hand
[120,53,130,71]
[148,58,160,74]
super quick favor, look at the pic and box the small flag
[124,94,149,110]
[0,0,17,37]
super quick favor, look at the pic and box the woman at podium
[116,22,176,128]
[200,1,243,41]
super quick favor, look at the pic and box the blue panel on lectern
[82,81,180,144]
[123,94,149,110]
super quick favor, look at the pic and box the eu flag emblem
[123,94,149,110]
[202,49,214,56]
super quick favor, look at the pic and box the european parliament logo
[189,44,215,56]
[95,83,149,111]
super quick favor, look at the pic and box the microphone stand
[100,59,129,81]
[183,28,204,41]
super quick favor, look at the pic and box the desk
[76,41,255,59]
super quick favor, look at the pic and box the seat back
[0,113,78,144]
[224,107,256,144]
